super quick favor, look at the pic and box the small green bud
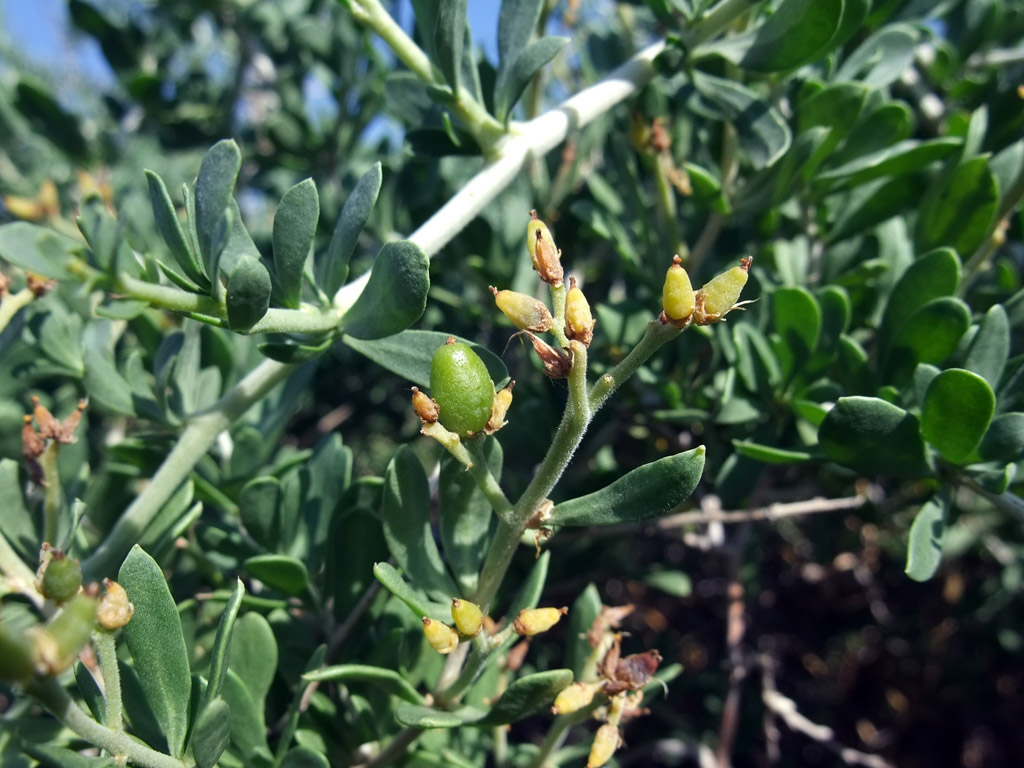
[513,606,567,636]
[38,547,82,604]
[422,617,460,655]
[430,338,495,436]
[661,255,694,325]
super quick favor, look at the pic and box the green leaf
[244,555,309,595]
[381,446,459,601]
[0,221,82,280]
[921,369,995,464]
[773,287,821,353]
[818,397,930,476]
[280,747,330,768]
[327,509,389,620]
[273,179,319,308]
[905,497,946,582]
[394,702,476,729]
[964,304,1009,388]
[118,659,169,752]
[372,562,451,621]
[345,330,509,389]
[145,169,207,288]
[814,138,962,191]
[436,0,467,92]
[440,440,500,595]
[825,173,926,243]
[880,247,961,340]
[497,0,544,75]
[118,545,192,758]
[478,669,573,726]
[20,744,117,768]
[303,664,425,704]
[82,322,136,416]
[228,612,278,704]
[831,102,913,166]
[203,578,244,704]
[258,335,334,363]
[239,476,283,550]
[834,24,917,89]
[689,72,791,168]
[340,241,429,340]
[225,255,272,331]
[979,413,1024,463]
[885,297,972,380]
[916,155,1000,256]
[697,0,844,72]
[566,583,601,680]
[194,139,241,278]
[0,460,36,560]
[320,163,382,296]
[495,36,569,121]
[550,447,705,526]
[646,570,693,598]
[732,440,814,464]
[192,697,231,768]
[75,660,105,722]
[221,668,270,761]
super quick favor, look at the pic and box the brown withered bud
[522,332,572,379]
[564,276,596,347]
[96,578,135,630]
[22,415,46,461]
[52,399,87,444]
[0,271,9,299]
[26,274,55,297]
[411,386,439,424]
[485,382,514,435]
[526,211,564,287]
[650,119,671,154]
[32,396,59,440]
[586,604,636,649]
[598,634,663,696]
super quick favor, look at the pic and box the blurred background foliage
[2,0,1024,765]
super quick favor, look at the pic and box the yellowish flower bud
[564,277,596,347]
[411,386,439,424]
[491,286,553,332]
[96,579,134,631]
[485,382,514,435]
[513,606,567,636]
[552,681,599,715]
[451,598,484,637]
[661,255,694,325]
[693,257,752,325]
[527,211,564,287]
[587,723,621,768]
[422,618,460,654]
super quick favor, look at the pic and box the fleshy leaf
[345,330,508,389]
[273,178,319,308]
[732,440,814,464]
[340,241,429,340]
[436,0,468,92]
[920,369,995,464]
[225,255,272,331]
[818,397,930,477]
[194,139,241,280]
[477,669,574,726]
[0,221,82,280]
[495,36,568,122]
[440,440,500,595]
[280,747,330,768]
[192,697,231,768]
[228,612,278,704]
[963,304,1009,389]
[978,413,1024,463]
[145,169,207,288]
[550,447,705,526]
[321,163,382,296]
[905,497,946,582]
[202,578,245,703]
[303,664,425,704]
[381,446,459,601]
[917,155,1000,256]
[118,545,192,758]
[372,562,451,621]
[244,555,309,595]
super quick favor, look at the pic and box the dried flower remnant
[526,210,564,287]
[564,277,596,347]
[693,256,754,325]
[96,579,135,630]
[490,286,553,332]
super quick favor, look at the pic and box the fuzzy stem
[25,676,186,768]
[548,283,569,348]
[38,441,62,546]
[463,438,515,523]
[0,287,35,334]
[82,359,297,579]
[93,629,124,733]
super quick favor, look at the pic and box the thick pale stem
[38,441,62,546]
[83,359,296,579]
[25,677,186,768]
[463,438,515,523]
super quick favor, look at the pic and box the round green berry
[430,340,494,436]
[40,552,82,604]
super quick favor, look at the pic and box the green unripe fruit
[39,551,82,604]
[430,340,495,436]
[694,256,751,325]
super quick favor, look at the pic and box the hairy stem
[38,441,62,546]
[26,676,186,768]
[83,358,297,579]
[93,629,124,733]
